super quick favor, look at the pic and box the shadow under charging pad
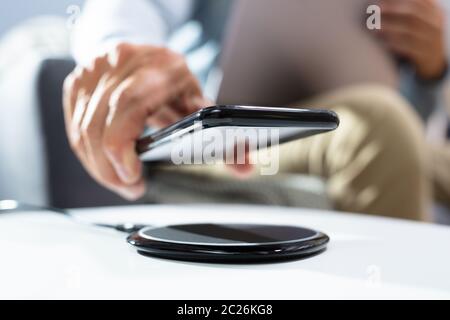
[127,224,329,264]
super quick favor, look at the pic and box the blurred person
[380,0,450,209]
[64,0,450,220]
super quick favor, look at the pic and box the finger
[380,0,429,14]
[379,20,430,49]
[104,68,199,184]
[63,56,109,123]
[108,67,178,118]
[63,69,82,139]
[169,96,191,116]
[227,142,254,178]
[171,74,206,115]
[144,96,212,128]
[382,31,427,62]
[107,70,184,182]
[112,178,146,201]
[137,70,202,117]
[146,105,182,128]
[183,95,211,114]
[106,44,169,88]
[80,85,146,200]
[107,48,201,113]
[69,94,90,164]
[108,49,203,121]
[82,76,145,189]
[104,50,202,182]
[108,62,201,130]
[64,56,111,147]
[63,72,93,169]
[110,71,172,129]
[380,0,440,32]
[63,67,82,137]
[77,50,154,188]
[103,108,145,187]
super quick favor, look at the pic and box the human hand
[63,43,207,200]
[378,0,447,80]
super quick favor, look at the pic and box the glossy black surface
[128,224,329,264]
[137,105,339,155]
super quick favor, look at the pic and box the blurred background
[0,0,82,37]
[0,0,131,208]
[0,0,449,224]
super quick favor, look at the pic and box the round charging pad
[128,224,329,264]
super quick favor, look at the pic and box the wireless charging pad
[128,224,329,264]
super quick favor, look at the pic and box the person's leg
[269,84,432,220]
[146,84,431,221]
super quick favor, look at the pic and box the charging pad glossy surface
[128,224,329,263]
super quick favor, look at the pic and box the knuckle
[158,46,172,57]
[72,65,84,77]
[66,66,90,89]
[97,53,108,63]
[74,65,89,80]
[116,42,132,53]
[141,69,166,93]
[80,67,89,79]
[160,48,186,66]
[111,43,135,66]
[90,55,107,71]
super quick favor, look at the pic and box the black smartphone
[137,105,339,163]
[128,223,329,263]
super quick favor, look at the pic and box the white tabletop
[0,204,449,299]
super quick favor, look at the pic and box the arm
[66,0,207,200]
[72,0,194,65]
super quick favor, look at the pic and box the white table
[0,205,449,299]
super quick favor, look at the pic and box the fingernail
[119,183,145,201]
[117,152,140,184]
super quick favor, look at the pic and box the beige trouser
[152,84,432,221]
[279,84,431,221]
